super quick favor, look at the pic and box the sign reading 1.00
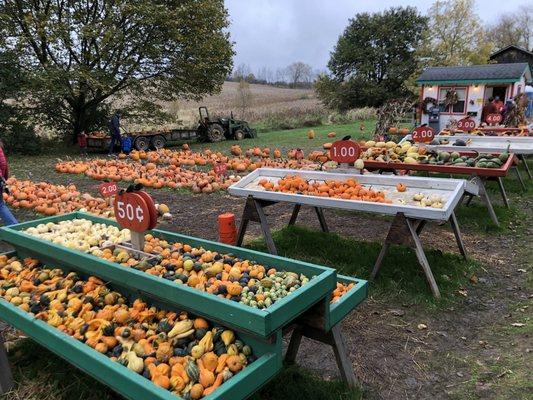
[412,126,434,143]
[329,140,361,164]
[114,191,151,232]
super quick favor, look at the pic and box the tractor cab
[196,106,257,142]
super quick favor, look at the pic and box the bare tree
[233,63,252,81]
[235,79,253,118]
[256,66,274,83]
[285,62,313,86]
[487,5,533,50]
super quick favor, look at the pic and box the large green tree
[316,7,427,110]
[0,0,234,141]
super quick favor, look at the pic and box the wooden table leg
[0,323,14,395]
[371,242,390,279]
[464,193,475,206]
[496,177,510,208]
[473,176,500,227]
[236,199,253,247]
[286,324,358,388]
[314,207,329,233]
[284,327,303,364]
[405,218,441,299]
[449,212,467,260]
[253,199,278,255]
[330,325,358,388]
[519,154,532,179]
[513,166,526,190]
[288,204,301,226]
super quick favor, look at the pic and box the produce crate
[0,212,337,338]
[363,151,515,177]
[0,251,281,400]
[326,275,368,331]
[229,168,467,221]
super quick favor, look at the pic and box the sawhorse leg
[519,155,532,179]
[285,324,358,388]
[236,196,278,255]
[371,213,441,298]
[288,204,329,233]
[512,166,526,190]
[449,212,467,260]
[0,322,14,395]
[472,176,500,227]
[496,177,510,208]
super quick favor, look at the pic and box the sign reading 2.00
[329,140,361,163]
[412,126,435,143]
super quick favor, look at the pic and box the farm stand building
[417,63,532,129]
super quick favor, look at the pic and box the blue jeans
[0,199,18,226]
[108,134,122,154]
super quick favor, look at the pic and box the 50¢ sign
[114,191,153,232]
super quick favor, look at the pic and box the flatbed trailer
[87,128,198,152]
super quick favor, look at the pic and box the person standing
[493,96,504,113]
[481,97,497,123]
[108,111,122,155]
[0,139,18,226]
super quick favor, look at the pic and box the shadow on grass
[4,340,361,400]
[247,226,478,307]
[252,365,362,400]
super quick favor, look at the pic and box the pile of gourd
[421,150,509,168]
[361,141,427,164]
[25,219,130,252]
[0,254,254,399]
[3,178,114,217]
[23,219,313,310]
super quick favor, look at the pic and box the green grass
[247,225,479,307]
[187,121,376,154]
[2,340,361,400]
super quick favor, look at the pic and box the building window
[438,87,467,114]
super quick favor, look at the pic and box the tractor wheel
[151,135,166,149]
[234,129,245,140]
[207,123,225,142]
[134,136,150,151]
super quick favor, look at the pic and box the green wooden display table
[0,213,368,399]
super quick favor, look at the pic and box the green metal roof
[417,63,530,85]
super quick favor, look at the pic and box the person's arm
[0,149,8,179]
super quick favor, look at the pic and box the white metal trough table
[229,168,474,298]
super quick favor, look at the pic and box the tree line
[227,62,318,88]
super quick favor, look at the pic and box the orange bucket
[218,213,236,233]
[218,213,237,245]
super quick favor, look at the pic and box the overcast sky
[226,0,529,74]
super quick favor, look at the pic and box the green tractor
[196,106,257,142]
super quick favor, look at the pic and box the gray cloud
[226,0,528,72]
